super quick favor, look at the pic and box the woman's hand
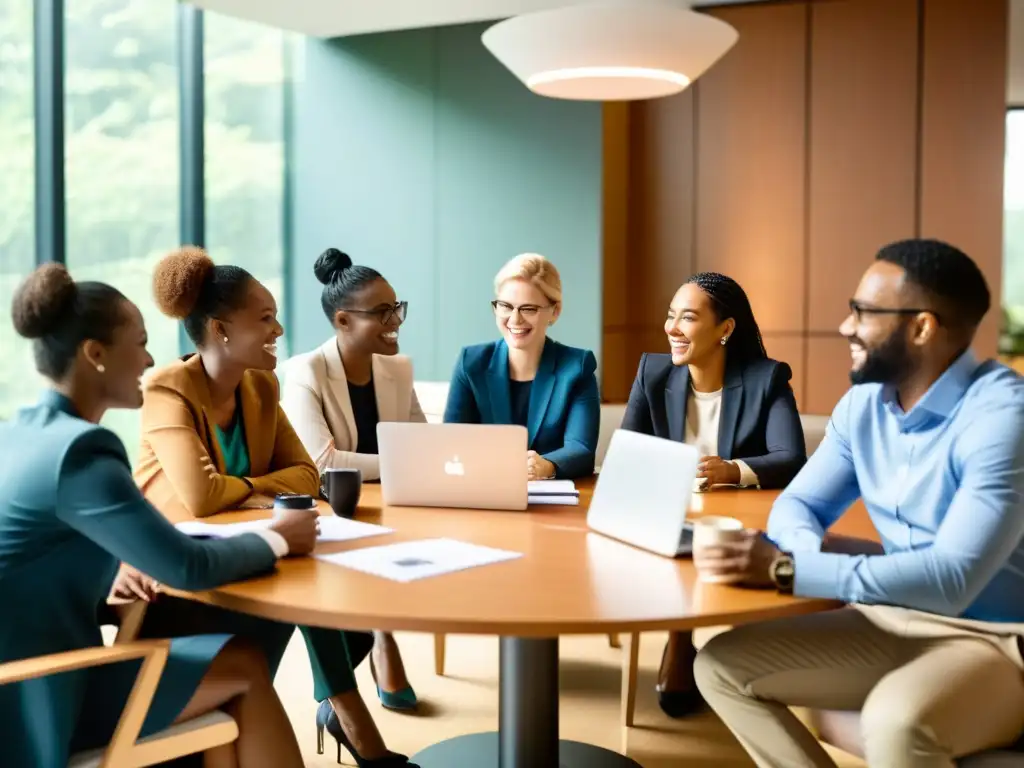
[109,565,160,603]
[239,494,276,510]
[697,456,741,488]
[527,451,556,481]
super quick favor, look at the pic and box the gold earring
[96,364,106,373]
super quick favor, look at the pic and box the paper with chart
[528,479,579,506]
[315,538,523,582]
[176,516,393,543]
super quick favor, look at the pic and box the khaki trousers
[693,606,1024,768]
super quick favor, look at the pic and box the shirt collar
[883,350,979,422]
[39,389,82,418]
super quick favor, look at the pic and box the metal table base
[412,637,642,768]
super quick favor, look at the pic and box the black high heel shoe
[315,700,420,767]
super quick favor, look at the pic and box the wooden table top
[171,480,875,637]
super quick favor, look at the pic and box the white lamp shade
[482,1,738,101]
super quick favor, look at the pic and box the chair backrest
[411,380,831,464]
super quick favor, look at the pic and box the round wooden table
[174,480,848,768]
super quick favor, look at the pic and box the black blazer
[619,354,806,489]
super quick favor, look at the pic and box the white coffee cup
[692,515,747,584]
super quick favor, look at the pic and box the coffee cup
[691,515,746,584]
[273,493,317,517]
[323,468,362,519]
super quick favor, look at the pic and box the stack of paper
[315,538,522,582]
[175,516,393,544]
[528,479,579,506]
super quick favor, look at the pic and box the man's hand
[693,529,780,588]
[268,509,319,556]
[527,451,556,481]
[697,456,741,488]
[110,564,160,603]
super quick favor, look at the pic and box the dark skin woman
[2,264,314,767]
[621,272,806,717]
[136,247,415,766]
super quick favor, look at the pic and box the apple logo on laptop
[444,456,465,476]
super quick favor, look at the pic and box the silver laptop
[587,429,699,557]
[377,423,529,511]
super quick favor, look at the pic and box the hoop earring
[720,337,728,346]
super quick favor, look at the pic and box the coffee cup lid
[274,493,316,510]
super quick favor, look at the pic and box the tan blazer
[134,354,319,522]
[280,338,426,481]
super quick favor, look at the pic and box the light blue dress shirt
[767,351,1024,622]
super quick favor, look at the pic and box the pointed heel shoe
[369,655,418,712]
[315,700,420,767]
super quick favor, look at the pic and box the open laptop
[586,429,700,557]
[377,423,529,511]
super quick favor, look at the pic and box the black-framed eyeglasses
[848,299,941,324]
[491,300,553,319]
[340,301,408,325]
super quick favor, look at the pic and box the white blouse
[684,387,759,488]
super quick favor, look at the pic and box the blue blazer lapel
[487,342,513,425]
[665,364,689,443]
[527,340,557,446]
[717,363,743,460]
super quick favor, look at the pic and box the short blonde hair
[494,253,562,305]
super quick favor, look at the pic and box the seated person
[281,247,422,711]
[693,239,1024,767]
[0,264,313,767]
[620,271,806,718]
[133,246,416,767]
[443,253,599,480]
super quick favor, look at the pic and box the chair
[0,639,238,768]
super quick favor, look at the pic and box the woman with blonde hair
[444,253,599,479]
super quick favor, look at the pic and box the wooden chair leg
[608,633,621,649]
[434,633,446,676]
[620,632,639,728]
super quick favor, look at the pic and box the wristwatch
[769,553,795,594]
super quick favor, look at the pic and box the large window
[1003,111,1024,358]
[205,13,289,356]
[0,0,37,420]
[65,0,181,457]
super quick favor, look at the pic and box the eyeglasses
[491,300,553,319]
[340,301,408,325]
[848,299,941,324]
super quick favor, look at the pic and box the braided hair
[684,272,767,364]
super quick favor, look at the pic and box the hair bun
[10,263,78,339]
[153,245,215,319]
[313,248,353,285]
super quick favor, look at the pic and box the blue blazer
[444,339,600,479]
[0,391,277,765]
[620,354,806,489]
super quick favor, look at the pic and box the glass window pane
[65,0,180,459]
[205,13,289,357]
[0,0,37,420]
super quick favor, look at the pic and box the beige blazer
[280,338,426,480]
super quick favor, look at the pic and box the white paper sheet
[314,538,522,582]
[528,494,580,506]
[176,516,393,544]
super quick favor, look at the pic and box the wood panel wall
[600,0,1008,413]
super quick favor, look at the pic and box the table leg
[412,636,642,768]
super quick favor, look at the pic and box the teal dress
[0,392,290,766]
[213,411,372,702]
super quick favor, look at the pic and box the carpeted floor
[274,629,862,767]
